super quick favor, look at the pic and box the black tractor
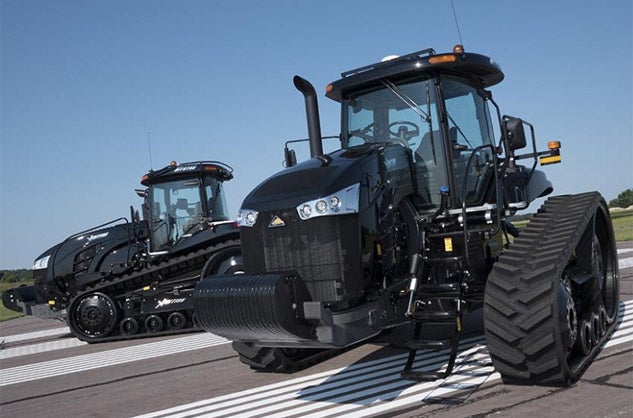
[193,46,619,385]
[3,161,242,342]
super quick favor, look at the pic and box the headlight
[237,209,259,227]
[296,183,360,220]
[33,255,51,270]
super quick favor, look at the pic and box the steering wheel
[350,123,375,141]
[388,121,420,142]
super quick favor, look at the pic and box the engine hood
[242,145,381,212]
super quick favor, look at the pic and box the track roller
[120,317,140,335]
[167,312,187,330]
[145,314,164,333]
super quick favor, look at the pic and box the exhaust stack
[293,75,323,158]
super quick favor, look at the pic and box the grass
[611,209,633,242]
[0,279,34,322]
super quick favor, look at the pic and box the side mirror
[135,189,147,198]
[284,147,297,167]
[503,116,527,151]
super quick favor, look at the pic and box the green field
[1,211,631,322]
[610,209,633,242]
[0,279,33,321]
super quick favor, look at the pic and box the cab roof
[140,161,233,186]
[325,47,504,102]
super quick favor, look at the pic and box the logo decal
[155,298,187,310]
[269,216,286,228]
[81,232,109,243]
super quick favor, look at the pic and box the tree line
[0,269,33,284]
[609,189,633,209]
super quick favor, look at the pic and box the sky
[1,0,632,269]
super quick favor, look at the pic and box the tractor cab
[326,47,503,214]
[139,161,233,253]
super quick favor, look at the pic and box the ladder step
[407,339,452,351]
[412,310,458,321]
[418,282,460,292]
[423,256,464,263]
[417,283,461,299]
[401,370,448,382]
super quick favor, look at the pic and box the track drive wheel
[484,192,619,385]
[69,292,119,341]
[232,342,333,373]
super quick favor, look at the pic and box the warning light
[326,84,333,94]
[547,141,561,150]
[429,54,457,64]
[453,44,465,54]
[170,160,178,166]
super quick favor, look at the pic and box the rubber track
[69,239,240,343]
[484,192,617,385]
[232,341,350,373]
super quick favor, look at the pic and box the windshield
[344,77,449,207]
[345,77,436,149]
[149,179,204,251]
[203,177,229,222]
[342,76,497,208]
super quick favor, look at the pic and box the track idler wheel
[145,314,164,333]
[167,312,187,330]
[120,317,139,336]
[69,292,119,341]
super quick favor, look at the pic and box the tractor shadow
[296,308,494,407]
[296,301,629,409]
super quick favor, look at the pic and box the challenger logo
[155,298,187,310]
[269,216,286,228]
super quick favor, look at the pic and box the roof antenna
[147,131,154,170]
[450,0,464,47]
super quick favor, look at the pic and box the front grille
[242,210,362,303]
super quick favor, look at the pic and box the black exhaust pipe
[293,75,323,158]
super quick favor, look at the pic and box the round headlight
[245,212,256,226]
[315,200,328,213]
[300,204,312,218]
[330,195,341,208]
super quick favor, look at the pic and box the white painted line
[619,256,633,270]
[0,338,87,360]
[617,248,633,255]
[133,301,633,418]
[0,333,229,387]
[0,326,70,343]
[181,345,486,418]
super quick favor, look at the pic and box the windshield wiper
[381,79,431,122]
